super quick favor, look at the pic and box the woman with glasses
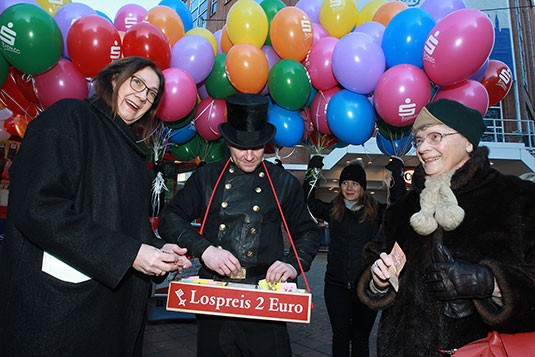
[358,99,535,356]
[0,56,191,356]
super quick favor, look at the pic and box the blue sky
[73,0,161,20]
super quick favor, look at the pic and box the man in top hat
[159,93,320,356]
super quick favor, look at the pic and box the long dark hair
[94,56,165,142]
[330,187,378,223]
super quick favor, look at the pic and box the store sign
[404,168,414,186]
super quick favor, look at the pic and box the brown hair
[330,186,378,223]
[93,56,165,143]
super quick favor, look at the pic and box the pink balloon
[34,59,88,109]
[194,97,227,141]
[374,64,432,127]
[433,79,489,116]
[312,23,329,45]
[157,68,197,121]
[423,9,494,86]
[310,87,341,134]
[300,106,314,141]
[303,36,338,91]
[260,45,282,95]
[114,4,147,32]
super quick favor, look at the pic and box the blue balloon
[326,90,375,145]
[159,0,194,32]
[167,122,196,144]
[382,8,435,68]
[95,10,113,23]
[267,104,305,147]
[376,131,413,156]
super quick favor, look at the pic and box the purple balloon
[170,35,215,84]
[469,58,489,81]
[0,0,40,14]
[295,0,321,24]
[114,3,147,32]
[213,29,223,55]
[260,45,281,95]
[420,0,466,23]
[197,81,209,100]
[312,23,329,45]
[54,3,97,59]
[354,21,385,44]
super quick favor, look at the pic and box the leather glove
[425,245,494,300]
[308,155,324,170]
[385,156,404,175]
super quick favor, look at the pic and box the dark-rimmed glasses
[129,76,158,104]
[412,132,460,149]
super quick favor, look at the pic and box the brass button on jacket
[219,224,226,231]
[221,202,228,208]
[258,172,265,178]
[252,205,260,212]
[247,251,254,257]
[255,187,262,193]
[250,227,257,234]
[225,183,232,190]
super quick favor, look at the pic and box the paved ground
[142,252,379,356]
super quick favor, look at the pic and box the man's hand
[266,260,297,283]
[161,243,192,270]
[201,246,241,277]
[133,243,182,276]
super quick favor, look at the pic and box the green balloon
[260,0,286,46]
[376,120,412,140]
[0,53,9,86]
[205,54,237,99]
[169,134,203,162]
[199,137,229,163]
[268,59,311,111]
[0,4,63,75]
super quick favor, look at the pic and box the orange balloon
[270,7,313,61]
[14,116,28,138]
[372,1,408,27]
[225,43,268,93]
[220,25,234,53]
[144,5,185,47]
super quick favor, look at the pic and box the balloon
[34,58,88,109]
[220,25,234,53]
[0,69,40,117]
[420,0,466,23]
[54,3,96,59]
[372,1,408,26]
[382,8,435,68]
[332,32,385,94]
[305,86,317,107]
[376,130,413,156]
[480,60,513,106]
[169,134,203,161]
[202,137,229,163]
[194,97,227,141]
[157,68,197,121]
[306,130,338,150]
[205,54,237,99]
[319,0,358,39]
[327,90,375,145]
[225,43,269,94]
[164,102,197,129]
[354,21,385,44]
[260,45,281,95]
[168,122,196,144]
[4,114,29,138]
[310,87,341,134]
[170,35,215,84]
[469,58,489,81]
[433,79,489,116]
[295,0,321,23]
[0,4,62,75]
[312,22,329,45]
[213,29,223,54]
[376,119,412,140]
[35,0,70,16]
[423,9,494,86]
[260,0,286,46]
[122,22,172,70]
[303,36,337,91]
[95,10,112,23]
[0,55,9,87]
[267,104,305,147]
[227,0,268,48]
[356,0,386,27]
[114,3,147,32]
[187,27,218,57]
[145,5,185,47]
[159,0,194,32]
[67,15,120,78]
[374,64,432,127]
[268,59,311,110]
[270,7,313,62]
[0,0,40,14]
[11,68,39,105]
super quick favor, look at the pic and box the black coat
[358,148,535,356]
[159,160,319,284]
[0,98,163,356]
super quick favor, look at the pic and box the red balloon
[0,69,41,117]
[122,22,171,70]
[480,60,513,107]
[3,114,28,138]
[67,15,122,78]
[12,68,39,104]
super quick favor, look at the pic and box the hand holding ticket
[388,242,406,292]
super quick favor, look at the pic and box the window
[210,0,217,16]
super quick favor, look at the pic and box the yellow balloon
[187,28,218,56]
[319,0,358,39]
[226,0,268,48]
[356,0,386,27]
[35,0,72,16]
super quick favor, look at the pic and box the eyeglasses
[129,76,158,104]
[411,132,460,149]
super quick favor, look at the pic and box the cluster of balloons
[0,0,514,162]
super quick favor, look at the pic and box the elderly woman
[0,57,190,355]
[357,99,535,356]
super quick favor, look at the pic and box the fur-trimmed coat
[357,147,535,356]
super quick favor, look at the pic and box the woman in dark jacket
[0,57,190,356]
[304,156,405,356]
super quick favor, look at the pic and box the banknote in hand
[388,242,406,292]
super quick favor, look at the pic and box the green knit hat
[413,99,486,148]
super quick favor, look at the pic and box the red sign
[167,281,312,323]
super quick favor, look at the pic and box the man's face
[228,144,265,173]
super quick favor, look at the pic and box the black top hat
[219,93,276,148]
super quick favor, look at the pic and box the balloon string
[192,100,212,124]
[207,99,219,136]
[0,89,33,118]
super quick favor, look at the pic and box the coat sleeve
[8,107,142,289]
